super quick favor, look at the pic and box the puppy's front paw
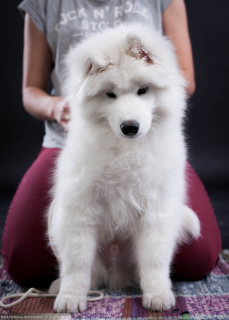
[142,289,175,311]
[54,293,87,313]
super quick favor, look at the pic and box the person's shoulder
[161,0,173,12]
[17,0,49,34]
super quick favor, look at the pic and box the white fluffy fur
[48,24,200,313]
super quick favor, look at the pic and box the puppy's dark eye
[106,92,116,99]
[137,86,149,96]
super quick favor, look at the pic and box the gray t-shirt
[18,0,172,148]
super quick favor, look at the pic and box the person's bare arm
[162,0,195,97]
[22,13,70,129]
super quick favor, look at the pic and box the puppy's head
[63,24,186,139]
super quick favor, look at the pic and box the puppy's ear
[85,56,109,76]
[127,36,155,64]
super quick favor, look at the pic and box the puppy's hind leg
[91,255,108,289]
[49,278,60,294]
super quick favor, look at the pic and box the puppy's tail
[179,205,201,244]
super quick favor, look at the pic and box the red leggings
[1,148,222,286]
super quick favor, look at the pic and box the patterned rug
[0,251,228,320]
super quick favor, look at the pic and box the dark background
[0,0,229,247]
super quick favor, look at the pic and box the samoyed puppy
[48,23,200,313]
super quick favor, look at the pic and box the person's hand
[53,97,70,131]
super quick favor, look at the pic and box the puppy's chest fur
[91,148,158,236]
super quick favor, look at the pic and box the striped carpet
[0,251,228,319]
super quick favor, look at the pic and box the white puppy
[48,23,200,313]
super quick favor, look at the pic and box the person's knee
[1,242,26,284]
[186,249,219,280]
[2,243,56,286]
[173,242,220,281]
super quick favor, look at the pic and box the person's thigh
[1,153,222,284]
[172,162,222,280]
[1,148,60,286]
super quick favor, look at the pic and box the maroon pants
[1,148,222,286]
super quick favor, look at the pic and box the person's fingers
[60,119,69,131]
[62,113,70,122]
[62,104,70,122]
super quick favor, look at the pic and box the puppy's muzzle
[120,121,139,136]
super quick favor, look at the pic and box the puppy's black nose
[120,121,140,136]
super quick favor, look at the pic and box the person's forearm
[162,0,196,98]
[181,68,196,97]
[22,86,58,121]
[22,87,70,129]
